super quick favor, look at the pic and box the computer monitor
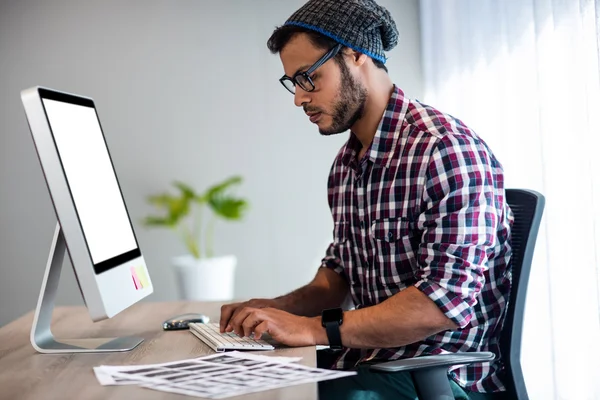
[20,86,153,353]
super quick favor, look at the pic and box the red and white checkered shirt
[321,86,513,393]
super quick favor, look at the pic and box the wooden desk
[0,301,318,400]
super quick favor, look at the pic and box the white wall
[0,0,423,327]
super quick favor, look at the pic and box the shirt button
[387,232,394,240]
[360,220,365,229]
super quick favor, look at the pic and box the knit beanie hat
[283,0,399,64]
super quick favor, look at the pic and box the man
[220,0,513,399]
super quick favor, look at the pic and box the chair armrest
[369,351,495,372]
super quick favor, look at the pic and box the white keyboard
[188,322,275,352]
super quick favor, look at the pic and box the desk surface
[0,301,318,400]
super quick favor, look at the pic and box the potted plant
[143,176,248,301]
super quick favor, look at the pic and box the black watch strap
[324,320,343,350]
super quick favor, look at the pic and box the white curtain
[419,1,600,399]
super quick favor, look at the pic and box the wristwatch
[321,308,344,350]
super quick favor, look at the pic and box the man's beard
[319,61,368,136]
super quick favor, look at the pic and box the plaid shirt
[321,86,513,393]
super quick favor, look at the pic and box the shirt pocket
[370,218,418,280]
[371,218,412,243]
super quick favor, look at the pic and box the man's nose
[294,88,310,108]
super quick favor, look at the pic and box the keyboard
[188,322,275,352]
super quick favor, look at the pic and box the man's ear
[350,51,368,67]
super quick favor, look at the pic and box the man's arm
[272,267,349,316]
[310,286,457,348]
[231,286,456,347]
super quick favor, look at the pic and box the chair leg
[411,368,455,400]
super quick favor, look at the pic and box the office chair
[371,189,545,400]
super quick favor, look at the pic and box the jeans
[316,350,507,400]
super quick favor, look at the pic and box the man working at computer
[220,1,513,399]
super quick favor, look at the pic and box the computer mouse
[162,313,210,330]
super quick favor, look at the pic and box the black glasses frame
[279,43,343,94]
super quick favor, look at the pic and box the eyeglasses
[279,43,343,94]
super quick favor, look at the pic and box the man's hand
[219,298,281,333]
[226,306,322,347]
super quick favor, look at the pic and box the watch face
[322,308,343,324]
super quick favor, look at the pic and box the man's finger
[219,303,239,332]
[241,310,266,338]
[229,306,257,336]
[253,320,271,340]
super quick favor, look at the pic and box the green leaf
[173,181,196,200]
[205,176,248,221]
[205,176,243,198]
[145,189,192,226]
[147,193,174,208]
[212,198,248,220]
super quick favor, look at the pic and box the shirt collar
[340,85,410,169]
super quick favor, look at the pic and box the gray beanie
[284,0,399,64]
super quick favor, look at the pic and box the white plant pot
[172,254,237,301]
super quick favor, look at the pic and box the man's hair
[267,25,388,73]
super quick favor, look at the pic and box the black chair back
[500,189,545,400]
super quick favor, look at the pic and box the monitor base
[32,336,143,353]
[30,223,144,354]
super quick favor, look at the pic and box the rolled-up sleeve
[321,242,345,275]
[320,160,347,277]
[413,134,500,328]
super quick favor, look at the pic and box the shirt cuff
[320,259,345,276]
[414,280,475,328]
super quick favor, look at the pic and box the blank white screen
[42,98,137,265]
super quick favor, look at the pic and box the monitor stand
[30,223,144,353]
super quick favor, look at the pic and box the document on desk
[93,351,356,399]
